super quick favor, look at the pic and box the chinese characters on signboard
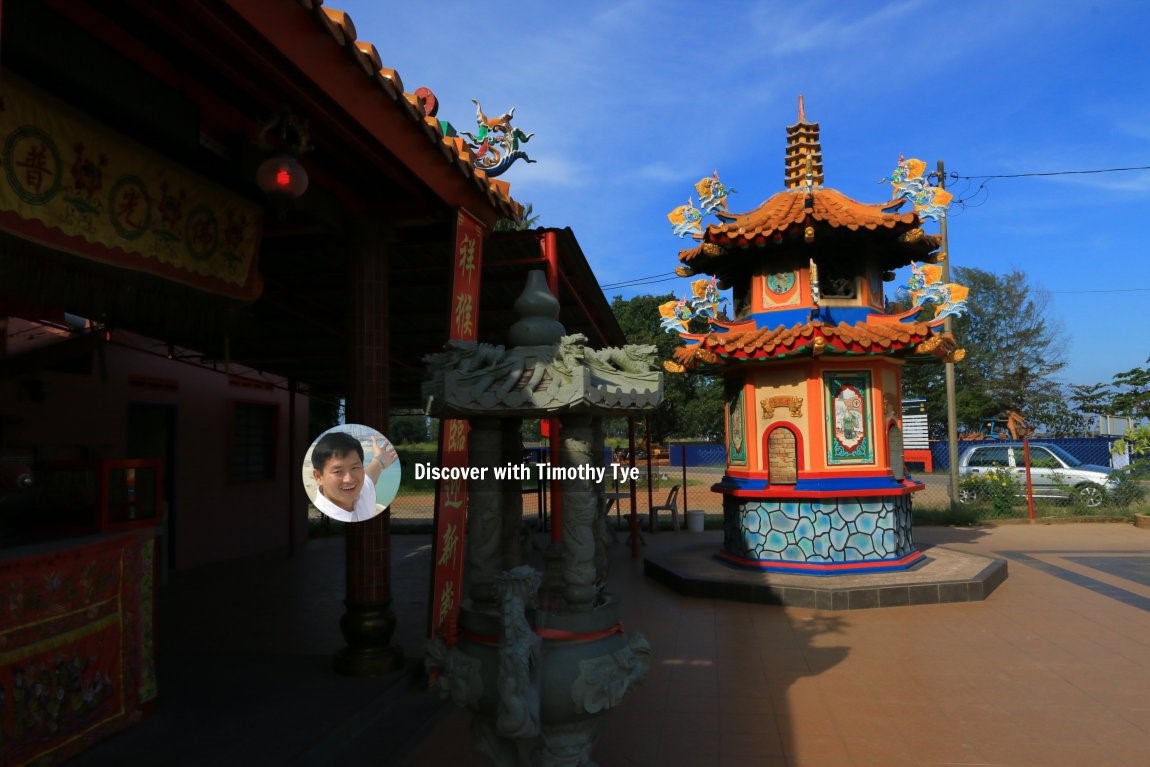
[0,76,263,299]
[428,208,486,641]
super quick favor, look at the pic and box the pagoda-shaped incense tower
[668,98,963,574]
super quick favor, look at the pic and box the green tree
[1108,357,1150,420]
[610,293,724,443]
[389,414,431,444]
[901,266,1071,435]
[493,203,540,232]
[1069,382,1113,434]
[1071,357,1150,435]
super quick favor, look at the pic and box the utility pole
[937,160,961,504]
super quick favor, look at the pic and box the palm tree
[493,203,540,232]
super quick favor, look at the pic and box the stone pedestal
[438,594,650,767]
[423,270,662,764]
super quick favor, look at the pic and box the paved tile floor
[75,522,1150,766]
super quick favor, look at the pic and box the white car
[956,442,1117,507]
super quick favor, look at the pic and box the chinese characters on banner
[428,208,485,642]
[0,76,263,299]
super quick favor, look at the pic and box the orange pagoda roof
[670,319,959,371]
[677,188,941,274]
[676,96,941,276]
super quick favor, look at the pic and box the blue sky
[334,0,1150,387]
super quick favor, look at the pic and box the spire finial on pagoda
[784,96,824,190]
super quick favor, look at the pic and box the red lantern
[256,155,309,202]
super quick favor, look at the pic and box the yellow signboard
[0,76,263,299]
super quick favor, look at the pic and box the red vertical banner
[428,209,485,642]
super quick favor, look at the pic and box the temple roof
[677,188,941,273]
[714,188,917,243]
[676,97,941,276]
[670,319,958,370]
[298,2,522,219]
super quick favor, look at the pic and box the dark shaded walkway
[74,523,1150,766]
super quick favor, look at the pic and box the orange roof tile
[708,188,916,245]
[671,320,956,369]
[677,188,941,271]
[300,1,522,219]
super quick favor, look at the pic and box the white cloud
[747,0,925,58]
[505,153,592,190]
[631,163,686,184]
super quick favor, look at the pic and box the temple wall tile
[837,502,863,523]
[781,544,807,562]
[813,535,830,558]
[794,518,814,540]
[764,530,788,552]
[722,494,918,571]
[847,533,875,556]
[768,510,798,533]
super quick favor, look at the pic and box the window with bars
[230,402,278,481]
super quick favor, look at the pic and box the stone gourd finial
[508,269,566,346]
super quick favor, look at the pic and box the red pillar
[542,230,563,544]
[336,220,402,676]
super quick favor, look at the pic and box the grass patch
[913,500,1146,526]
[395,444,441,492]
[912,504,981,526]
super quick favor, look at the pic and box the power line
[606,165,1150,291]
[944,163,1150,212]
[1049,288,1150,294]
[953,164,1150,181]
[598,272,681,290]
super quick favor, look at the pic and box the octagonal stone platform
[644,538,1007,610]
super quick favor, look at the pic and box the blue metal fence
[524,438,1122,471]
[670,443,727,467]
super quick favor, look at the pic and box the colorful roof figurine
[296,3,529,216]
[661,97,967,373]
[883,155,954,222]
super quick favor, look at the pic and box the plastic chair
[646,484,681,531]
